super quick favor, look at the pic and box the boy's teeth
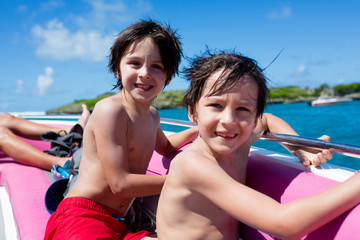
[135,84,151,90]
[217,132,236,138]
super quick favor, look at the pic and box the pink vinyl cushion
[0,155,52,240]
[146,144,360,239]
[2,129,360,240]
[146,145,188,176]
[0,125,65,240]
[243,155,360,239]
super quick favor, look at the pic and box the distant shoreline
[45,91,360,114]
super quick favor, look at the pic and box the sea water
[158,100,360,170]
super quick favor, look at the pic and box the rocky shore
[46,91,360,114]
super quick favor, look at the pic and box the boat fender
[44,147,83,214]
[44,178,69,214]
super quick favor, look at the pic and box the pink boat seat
[0,126,66,240]
[0,140,52,240]
[2,132,360,240]
[146,144,360,240]
[242,154,360,240]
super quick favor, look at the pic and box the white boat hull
[310,97,352,107]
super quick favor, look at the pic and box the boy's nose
[220,109,236,125]
[139,66,151,79]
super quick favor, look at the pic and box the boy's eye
[237,107,251,112]
[127,61,141,67]
[152,64,164,71]
[209,103,222,109]
[130,61,140,66]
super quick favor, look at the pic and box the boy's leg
[0,104,90,140]
[76,104,91,129]
[0,113,64,140]
[0,127,68,170]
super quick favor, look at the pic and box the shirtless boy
[156,51,360,240]
[44,20,197,239]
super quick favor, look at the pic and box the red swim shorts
[44,197,152,240]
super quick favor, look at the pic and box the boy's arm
[251,113,297,142]
[182,151,360,240]
[93,102,165,198]
[152,107,198,156]
[251,113,332,166]
[155,124,198,156]
[179,150,360,239]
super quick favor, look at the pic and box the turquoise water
[158,100,360,170]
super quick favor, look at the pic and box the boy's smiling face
[118,37,167,103]
[189,69,259,156]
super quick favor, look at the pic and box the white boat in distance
[309,96,353,107]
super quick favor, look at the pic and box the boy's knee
[0,113,15,126]
[0,126,11,142]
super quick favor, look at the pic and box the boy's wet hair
[109,19,182,90]
[183,51,269,118]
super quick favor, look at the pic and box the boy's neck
[192,137,249,183]
[119,90,154,116]
[193,137,250,163]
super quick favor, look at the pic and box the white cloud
[75,0,152,30]
[18,4,27,12]
[337,78,345,84]
[40,0,64,11]
[87,0,127,26]
[30,0,152,62]
[268,7,292,19]
[292,64,308,77]
[15,79,25,94]
[31,19,113,62]
[37,67,54,95]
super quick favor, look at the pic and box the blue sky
[1,0,360,113]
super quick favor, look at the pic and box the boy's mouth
[134,83,152,90]
[215,132,237,138]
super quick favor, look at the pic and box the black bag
[42,124,83,157]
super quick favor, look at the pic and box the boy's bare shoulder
[170,147,214,187]
[149,105,160,120]
[92,94,126,117]
[88,94,128,129]
[171,147,202,166]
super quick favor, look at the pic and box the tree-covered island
[47,83,360,114]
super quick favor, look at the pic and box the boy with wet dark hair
[156,51,357,240]
[183,51,268,119]
[44,19,197,240]
[109,20,182,90]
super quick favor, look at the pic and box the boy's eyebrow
[124,56,164,66]
[204,92,257,105]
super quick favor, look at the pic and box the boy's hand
[293,135,333,167]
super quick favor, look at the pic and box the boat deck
[1,119,359,239]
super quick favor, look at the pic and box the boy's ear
[165,77,171,86]
[252,116,259,130]
[187,107,197,123]
[115,71,121,79]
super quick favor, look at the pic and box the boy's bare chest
[127,123,157,172]
[220,160,247,184]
